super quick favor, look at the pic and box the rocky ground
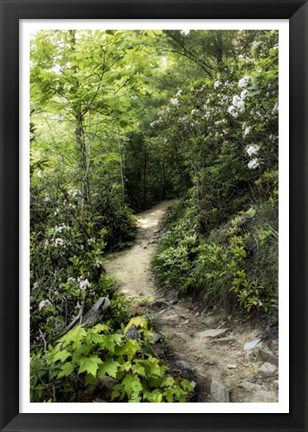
[105,201,279,403]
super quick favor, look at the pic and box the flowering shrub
[152,31,278,320]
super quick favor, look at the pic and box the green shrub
[31,318,193,403]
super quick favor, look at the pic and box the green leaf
[124,316,147,334]
[53,349,71,363]
[181,378,194,392]
[121,339,141,361]
[78,355,102,377]
[122,374,143,398]
[58,362,75,378]
[162,376,175,387]
[97,358,120,379]
[132,363,146,377]
[58,326,87,349]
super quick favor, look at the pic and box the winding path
[105,201,278,403]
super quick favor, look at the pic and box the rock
[244,338,262,350]
[173,360,194,379]
[227,364,237,369]
[125,325,139,340]
[235,381,277,402]
[238,381,261,392]
[202,315,217,326]
[257,362,277,378]
[211,336,237,345]
[258,347,278,366]
[196,328,229,338]
[153,332,162,343]
[152,299,170,309]
[153,229,160,234]
[210,379,230,402]
[174,360,193,371]
[195,311,200,317]
[273,380,279,389]
[254,389,277,402]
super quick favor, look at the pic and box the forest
[30,29,279,403]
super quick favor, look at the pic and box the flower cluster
[79,278,91,290]
[39,299,52,311]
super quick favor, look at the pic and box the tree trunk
[75,111,90,206]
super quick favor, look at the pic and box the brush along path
[105,201,278,403]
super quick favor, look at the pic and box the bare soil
[105,201,278,403]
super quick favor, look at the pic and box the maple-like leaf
[78,355,102,377]
[122,374,143,398]
[97,358,120,379]
[58,362,75,378]
[53,349,71,363]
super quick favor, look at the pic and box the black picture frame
[0,1,307,431]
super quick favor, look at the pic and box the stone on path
[257,362,277,378]
[244,338,261,350]
[258,347,278,366]
[210,379,230,402]
[227,364,237,369]
[236,381,277,402]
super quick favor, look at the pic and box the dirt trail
[106,201,278,403]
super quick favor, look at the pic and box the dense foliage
[30,29,279,402]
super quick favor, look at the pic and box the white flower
[246,144,260,156]
[243,127,252,137]
[252,40,261,50]
[170,98,179,106]
[232,95,245,110]
[176,89,182,97]
[191,109,198,115]
[54,238,64,247]
[44,196,50,202]
[36,170,43,178]
[248,158,259,169]
[272,102,278,114]
[227,106,238,118]
[55,223,69,233]
[68,188,80,197]
[240,89,248,100]
[79,278,91,290]
[39,299,52,311]
[238,76,250,88]
[214,80,222,89]
[67,277,76,284]
[33,282,39,289]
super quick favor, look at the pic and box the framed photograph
[0,1,307,431]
